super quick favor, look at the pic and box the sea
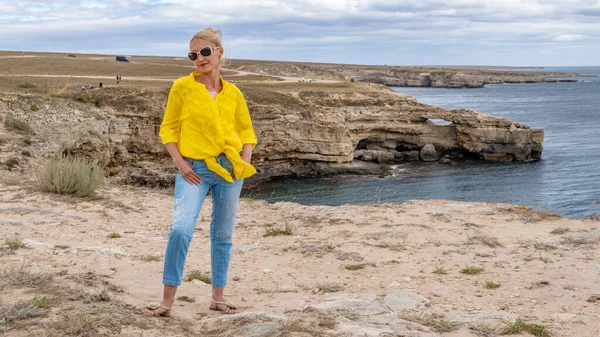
[247,67,600,218]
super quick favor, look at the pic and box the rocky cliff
[0,82,543,186]
[231,60,578,88]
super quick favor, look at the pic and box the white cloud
[553,34,587,41]
[0,0,598,65]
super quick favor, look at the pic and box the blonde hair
[190,28,222,47]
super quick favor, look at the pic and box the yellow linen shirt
[159,72,258,182]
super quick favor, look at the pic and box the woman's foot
[209,297,237,314]
[143,301,173,317]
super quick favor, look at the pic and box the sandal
[209,299,237,314]
[143,303,172,317]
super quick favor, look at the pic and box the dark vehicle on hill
[116,55,131,62]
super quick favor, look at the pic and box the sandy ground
[1,181,599,336]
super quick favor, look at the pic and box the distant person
[81,85,85,91]
[143,27,258,318]
[380,84,383,89]
[89,84,93,90]
[116,74,119,84]
[99,82,103,88]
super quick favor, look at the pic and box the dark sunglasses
[188,46,220,61]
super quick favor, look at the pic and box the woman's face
[189,38,222,74]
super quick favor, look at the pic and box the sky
[0,0,599,66]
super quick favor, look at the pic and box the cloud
[553,34,587,41]
[0,0,598,65]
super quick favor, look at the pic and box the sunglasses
[188,46,220,61]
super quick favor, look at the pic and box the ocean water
[248,67,600,218]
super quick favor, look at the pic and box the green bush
[67,54,77,58]
[30,104,39,111]
[35,156,103,197]
[76,96,89,104]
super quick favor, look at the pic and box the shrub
[35,156,103,197]
[4,157,19,169]
[6,236,26,250]
[4,117,33,134]
[17,83,35,89]
[23,139,32,145]
[92,97,104,108]
[67,54,77,58]
[76,96,89,104]
[30,104,39,111]
[20,151,31,157]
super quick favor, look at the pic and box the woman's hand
[242,144,253,164]
[176,159,202,185]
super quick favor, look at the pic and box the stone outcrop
[0,84,543,185]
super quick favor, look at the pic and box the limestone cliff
[231,60,578,88]
[0,83,543,185]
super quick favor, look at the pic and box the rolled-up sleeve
[234,90,258,149]
[159,82,183,144]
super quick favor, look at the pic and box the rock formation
[0,83,543,185]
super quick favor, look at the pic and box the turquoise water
[247,67,600,218]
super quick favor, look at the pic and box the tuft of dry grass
[176,295,195,302]
[561,232,600,246]
[433,267,448,275]
[550,227,569,235]
[460,266,484,275]
[264,222,293,237]
[468,235,504,248]
[501,317,551,337]
[0,265,53,290]
[137,254,161,262]
[106,232,121,239]
[484,281,501,289]
[344,264,365,271]
[35,156,103,198]
[0,299,45,330]
[5,236,27,250]
[184,270,211,284]
[4,117,33,134]
[400,312,461,333]
[316,282,344,293]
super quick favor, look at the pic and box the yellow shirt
[159,72,258,182]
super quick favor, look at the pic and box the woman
[144,28,258,316]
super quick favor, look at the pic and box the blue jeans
[163,154,243,287]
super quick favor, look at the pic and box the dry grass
[316,282,345,293]
[4,117,33,134]
[468,235,504,248]
[561,232,600,245]
[184,270,211,284]
[264,223,294,237]
[400,312,460,333]
[5,236,27,250]
[0,265,53,289]
[550,227,569,235]
[484,281,502,289]
[501,317,551,336]
[35,156,104,198]
[460,266,484,275]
